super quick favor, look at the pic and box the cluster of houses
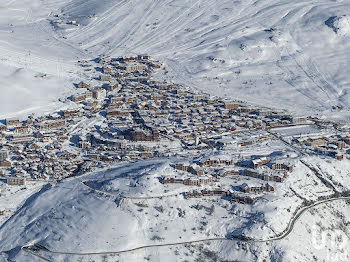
[99,83,308,145]
[0,55,311,197]
[72,55,312,149]
[159,154,294,204]
[168,156,293,182]
[0,112,87,181]
[293,135,350,160]
[183,184,274,205]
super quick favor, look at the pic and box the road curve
[21,196,350,259]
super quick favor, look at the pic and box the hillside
[3,0,350,119]
[1,0,350,261]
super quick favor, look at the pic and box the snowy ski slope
[1,0,350,119]
[63,0,350,119]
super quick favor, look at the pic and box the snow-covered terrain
[2,0,350,119]
[2,0,350,261]
[0,157,348,261]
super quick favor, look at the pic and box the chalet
[38,120,66,130]
[239,140,254,147]
[87,154,100,161]
[62,109,81,118]
[231,195,255,205]
[162,176,213,186]
[110,96,123,103]
[72,94,87,103]
[28,143,41,150]
[7,176,26,186]
[79,140,90,149]
[85,91,93,100]
[11,134,34,144]
[162,177,184,184]
[184,176,213,186]
[99,75,112,81]
[199,176,214,185]
[68,20,78,25]
[122,63,147,72]
[337,141,346,150]
[107,83,121,92]
[140,152,153,159]
[187,165,204,176]
[6,118,20,128]
[307,139,327,147]
[185,189,227,198]
[250,157,271,169]
[335,153,344,161]
[0,160,11,168]
[200,157,234,167]
[292,116,307,124]
[137,55,151,60]
[184,178,199,186]
[14,126,30,134]
[102,67,113,74]
[271,162,293,172]
[77,81,90,89]
[106,110,131,119]
[175,163,189,172]
[93,88,106,100]
[129,129,159,142]
[243,169,260,179]
[122,57,136,62]
[272,174,285,182]
[0,209,11,216]
[224,102,240,110]
[66,165,78,173]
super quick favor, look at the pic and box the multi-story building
[7,176,26,186]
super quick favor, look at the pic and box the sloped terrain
[2,0,350,119]
[58,0,350,118]
[2,0,350,261]
[0,157,347,261]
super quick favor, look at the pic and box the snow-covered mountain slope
[0,0,86,118]
[59,0,350,119]
[2,0,350,261]
[0,158,348,261]
[2,0,350,119]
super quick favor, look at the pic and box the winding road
[20,195,350,261]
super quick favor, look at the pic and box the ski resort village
[3,0,350,261]
[1,55,350,261]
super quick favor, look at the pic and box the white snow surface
[2,0,350,119]
[2,0,350,261]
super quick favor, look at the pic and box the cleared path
[21,196,350,260]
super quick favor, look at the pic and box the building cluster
[167,156,293,182]
[74,55,312,148]
[183,184,274,205]
[293,135,350,160]
[0,114,84,181]
[0,54,316,201]
[159,154,294,204]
